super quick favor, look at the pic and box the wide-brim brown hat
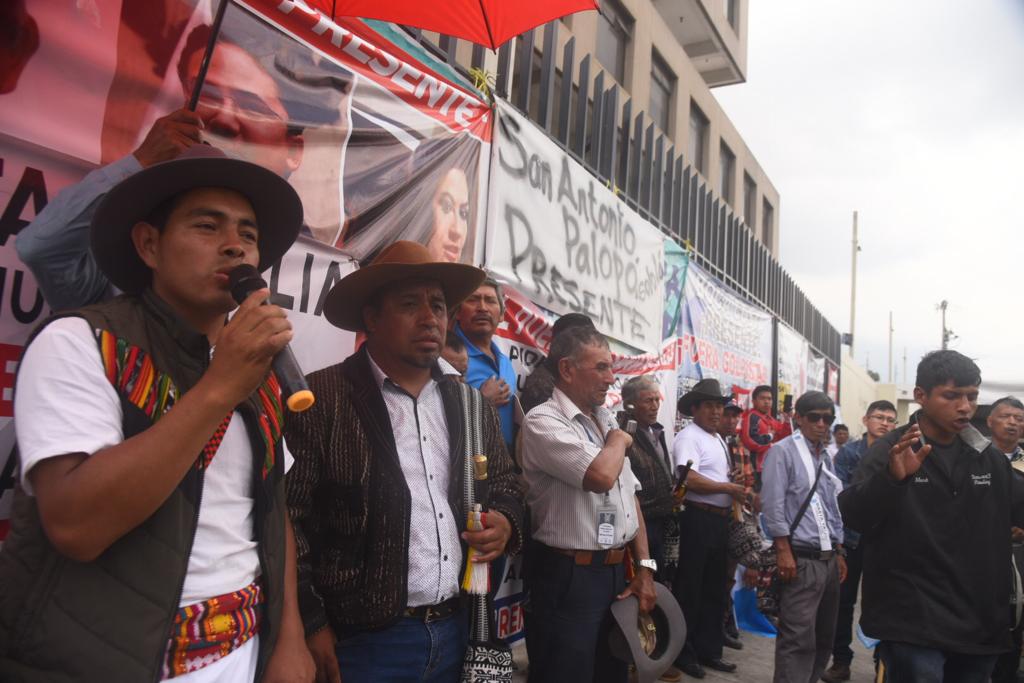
[608,583,686,683]
[323,241,485,331]
[91,144,303,294]
[677,378,732,416]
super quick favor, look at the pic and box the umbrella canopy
[312,0,599,50]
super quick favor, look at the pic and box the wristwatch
[638,558,658,573]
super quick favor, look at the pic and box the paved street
[511,610,878,683]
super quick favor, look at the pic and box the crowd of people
[0,123,1022,683]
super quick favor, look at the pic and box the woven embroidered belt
[162,581,263,679]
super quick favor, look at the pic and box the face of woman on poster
[425,167,470,263]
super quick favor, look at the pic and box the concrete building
[559,0,780,254]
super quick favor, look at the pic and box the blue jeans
[878,641,997,683]
[335,611,469,683]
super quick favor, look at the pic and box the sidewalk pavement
[510,613,878,683]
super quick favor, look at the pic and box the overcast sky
[715,0,1024,391]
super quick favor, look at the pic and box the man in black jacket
[839,350,1024,682]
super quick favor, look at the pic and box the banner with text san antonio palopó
[484,99,665,354]
[675,262,773,424]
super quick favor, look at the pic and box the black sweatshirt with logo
[839,415,1024,654]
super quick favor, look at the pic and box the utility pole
[938,300,955,349]
[888,311,894,383]
[849,211,859,357]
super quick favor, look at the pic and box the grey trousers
[773,555,841,683]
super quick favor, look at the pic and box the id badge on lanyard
[597,493,617,548]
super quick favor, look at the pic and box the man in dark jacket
[840,350,1024,682]
[286,242,526,683]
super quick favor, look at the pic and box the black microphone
[228,264,314,413]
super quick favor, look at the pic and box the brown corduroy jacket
[285,346,525,637]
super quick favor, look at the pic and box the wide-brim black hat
[323,240,485,331]
[608,582,686,683]
[677,378,732,416]
[91,145,303,294]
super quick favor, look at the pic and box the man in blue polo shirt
[454,277,518,449]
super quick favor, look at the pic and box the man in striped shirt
[521,326,657,683]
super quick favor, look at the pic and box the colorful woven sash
[97,330,283,476]
[162,582,263,679]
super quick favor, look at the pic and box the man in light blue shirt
[762,391,847,683]
[453,278,518,449]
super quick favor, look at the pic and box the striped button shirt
[368,354,461,608]
[521,387,642,550]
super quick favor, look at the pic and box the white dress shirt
[672,421,732,508]
[368,353,461,607]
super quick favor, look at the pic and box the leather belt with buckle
[792,547,836,561]
[545,544,626,566]
[686,501,732,517]
[404,596,463,622]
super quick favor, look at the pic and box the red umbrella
[311,0,599,50]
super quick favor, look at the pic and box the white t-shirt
[15,317,294,607]
[672,422,732,508]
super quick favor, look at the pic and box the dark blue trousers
[524,543,628,683]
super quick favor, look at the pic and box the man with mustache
[454,278,517,449]
[520,325,657,683]
[840,351,1024,682]
[284,242,525,683]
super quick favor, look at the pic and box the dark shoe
[722,632,744,650]
[678,660,706,679]
[699,658,737,673]
[821,662,851,682]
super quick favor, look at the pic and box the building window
[688,102,709,178]
[596,0,632,85]
[719,142,735,204]
[649,51,675,135]
[743,172,756,226]
[762,198,775,247]
[725,0,739,32]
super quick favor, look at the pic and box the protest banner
[827,361,840,403]
[484,100,665,353]
[777,322,809,410]
[807,349,826,393]
[674,262,773,421]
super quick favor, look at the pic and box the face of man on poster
[181,41,305,178]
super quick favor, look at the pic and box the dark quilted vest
[0,291,287,683]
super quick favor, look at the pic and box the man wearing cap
[519,312,598,414]
[284,242,525,683]
[520,325,657,683]
[670,379,747,678]
[0,147,314,682]
[761,391,846,683]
